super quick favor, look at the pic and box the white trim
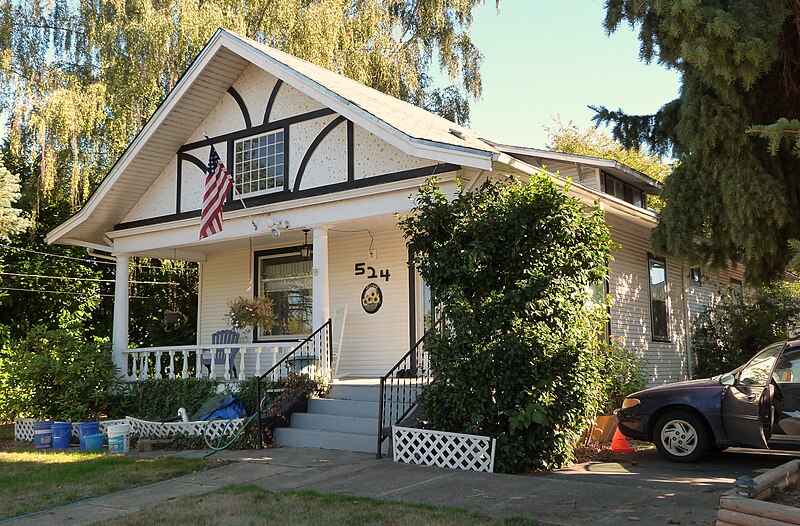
[106,171,459,240]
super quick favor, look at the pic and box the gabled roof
[48,29,499,249]
[492,143,663,195]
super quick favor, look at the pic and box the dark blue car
[615,340,800,462]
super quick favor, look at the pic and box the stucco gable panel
[353,124,431,179]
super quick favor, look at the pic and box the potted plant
[226,295,277,333]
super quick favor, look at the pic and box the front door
[721,342,785,448]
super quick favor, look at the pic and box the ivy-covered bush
[400,174,613,472]
[0,326,119,421]
[599,338,648,414]
[114,378,217,420]
[693,283,800,378]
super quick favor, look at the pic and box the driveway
[544,447,800,525]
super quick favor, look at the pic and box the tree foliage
[400,174,613,472]
[0,159,28,239]
[692,284,800,378]
[0,326,119,421]
[593,0,800,283]
[0,0,488,210]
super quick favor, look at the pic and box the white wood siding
[606,215,690,385]
[197,248,253,344]
[329,227,410,377]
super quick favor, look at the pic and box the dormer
[491,144,662,210]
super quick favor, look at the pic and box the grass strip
[94,484,538,526]
[0,451,213,520]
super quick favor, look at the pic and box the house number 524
[354,263,390,281]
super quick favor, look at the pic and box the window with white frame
[648,254,670,341]
[256,251,312,341]
[234,130,285,197]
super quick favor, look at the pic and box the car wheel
[653,411,710,463]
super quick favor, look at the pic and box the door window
[739,342,784,386]
[256,252,312,340]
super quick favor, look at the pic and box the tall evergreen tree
[592,1,800,283]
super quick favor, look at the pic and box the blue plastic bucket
[51,422,72,449]
[83,433,104,452]
[33,421,52,449]
[77,422,100,450]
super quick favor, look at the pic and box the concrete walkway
[6,447,745,526]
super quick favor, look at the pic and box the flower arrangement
[226,295,276,332]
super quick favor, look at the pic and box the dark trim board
[293,116,347,192]
[183,154,207,172]
[114,163,461,231]
[176,156,182,214]
[227,87,252,129]
[347,120,354,182]
[179,108,335,153]
[179,154,211,214]
[263,80,283,125]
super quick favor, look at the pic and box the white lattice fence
[127,417,244,440]
[14,417,242,442]
[14,418,35,441]
[392,426,496,473]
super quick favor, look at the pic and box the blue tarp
[192,394,247,421]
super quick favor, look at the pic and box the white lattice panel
[127,417,244,439]
[14,418,34,441]
[392,426,496,473]
[14,417,242,442]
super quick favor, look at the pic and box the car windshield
[739,342,786,386]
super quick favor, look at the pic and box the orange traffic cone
[611,428,635,453]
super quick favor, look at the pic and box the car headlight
[621,398,640,409]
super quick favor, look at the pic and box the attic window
[234,130,285,197]
[602,172,645,208]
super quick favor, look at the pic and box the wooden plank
[752,460,800,495]
[718,508,800,526]
[720,496,800,525]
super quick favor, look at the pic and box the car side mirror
[720,373,736,387]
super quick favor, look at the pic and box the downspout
[680,262,694,379]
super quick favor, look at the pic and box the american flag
[199,144,233,240]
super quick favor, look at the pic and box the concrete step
[326,384,380,402]
[273,427,387,454]
[307,398,378,418]
[290,413,378,435]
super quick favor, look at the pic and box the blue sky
[467,1,680,149]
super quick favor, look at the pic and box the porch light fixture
[300,229,311,259]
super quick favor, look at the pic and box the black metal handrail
[255,319,332,448]
[376,328,432,458]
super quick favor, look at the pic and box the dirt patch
[769,485,800,508]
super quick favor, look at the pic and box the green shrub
[0,326,119,421]
[401,174,613,472]
[599,338,648,414]
[692,283,800,378]
[115,378,217,420]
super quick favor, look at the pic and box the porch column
[112,254,130,375]
[312,227,330,329]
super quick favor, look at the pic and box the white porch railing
[122,341,303,382]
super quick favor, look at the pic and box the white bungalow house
[47,29,743,452]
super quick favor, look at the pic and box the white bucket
[107,423,130,454]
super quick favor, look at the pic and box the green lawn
[94,485,538,526]
[0,450,214,520]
